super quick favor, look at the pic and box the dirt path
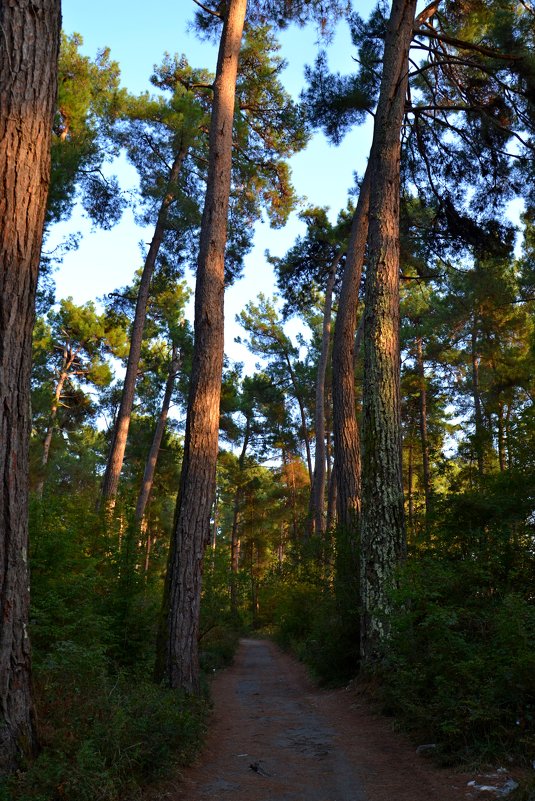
[171,638,483,801]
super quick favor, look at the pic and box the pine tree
[0,0,61,774]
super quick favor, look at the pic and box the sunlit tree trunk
[135,346,180,525]
[100,148,187,511]
[332,167,371,535]
[155,0,247,694]
[310,255,340,537]
[360,0,417,665]
[0,0,61,774]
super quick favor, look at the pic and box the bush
[383,555,535,764]
[0,497,209,801]
[2,667,207,801]
[266,563,360,686]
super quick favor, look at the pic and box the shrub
[383,555,535,764]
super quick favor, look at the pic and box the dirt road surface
[172,638,482,801]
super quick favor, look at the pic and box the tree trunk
[230,416,250,616]
[326,464,337,532]
[360,0,417,666]
[497,398,506,472]
[135,347,180,525]
[284,354,313,486]
[471,324,485,477]
[0,0,61,774]
[325,402,337,532]
[332,166,371,535]
[144,525,152,577]
[230,509,241,615]
[310,255,340,537]
[36,347,76,498]
[416,336,431,518]
[155,0,247,694]
[211,494,219,552]
[407,436,414,531]
[100,147,187,510]
[505,402,513,470]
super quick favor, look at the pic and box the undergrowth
[265,477,535,768]
[0,495,241,801]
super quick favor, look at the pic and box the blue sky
[53,1,375,367]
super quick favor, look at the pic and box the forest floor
[151,638,524,801]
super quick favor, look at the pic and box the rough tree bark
[360,0,417,665]
[0,0,61,774]
[100,147,187,510]
[155,0,247,694]
[134,346,180,525]
[332,166,371,535]
[310,254,340,537]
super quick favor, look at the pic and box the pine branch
[414,28,523,62]
[192,0,223,20]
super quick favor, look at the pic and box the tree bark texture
[155,0,247,694]
[311,255,340,537]
[332,166,371,535]
[135,347,180,524]
[100,148,187,509]
[360,0,417,665]
[0,0,61,774]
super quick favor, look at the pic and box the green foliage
[0,496,208,801]
[31,298,128,492]
[382,474,535,764]
[2,670,206,801]
[48,32,127,228]
[385,568,535,763]
[260,534,360,686]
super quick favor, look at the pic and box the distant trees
[238,294,314,483]
[0,0,61,775]
[33,299,127,497]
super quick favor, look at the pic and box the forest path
[172,638,473,801]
